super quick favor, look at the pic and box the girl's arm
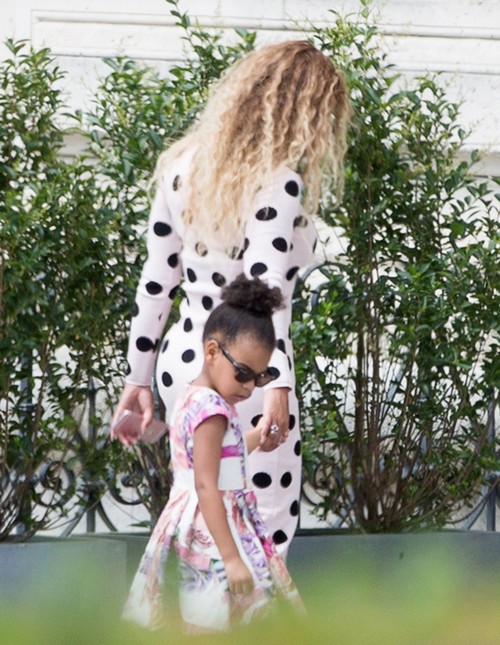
[193,415,254,595]
[245,428,263,453]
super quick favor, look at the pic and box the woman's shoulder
[268,164,303,188]
[156,139,198,189]
[254,164,304,206]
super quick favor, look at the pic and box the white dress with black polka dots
[126,146,316,554]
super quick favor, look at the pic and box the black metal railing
[5,368,499,538]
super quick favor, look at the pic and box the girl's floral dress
[123,384,303,632]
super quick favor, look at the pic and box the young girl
[113,275,302,633]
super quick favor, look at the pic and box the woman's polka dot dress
[126,146,316,555]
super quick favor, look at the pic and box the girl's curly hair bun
[221,274,283,317]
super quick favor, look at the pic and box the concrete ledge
[1,530,498,609]
[0,536,127,610]
[288,530,500,586]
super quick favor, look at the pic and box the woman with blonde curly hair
[113,39,351,555]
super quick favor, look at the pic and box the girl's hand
[257,387,290,452]
[111,384,154,443]
[225,556,255,595]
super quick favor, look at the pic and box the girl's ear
[205,338,220,364]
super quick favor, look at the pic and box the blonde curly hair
[156,40,351,246]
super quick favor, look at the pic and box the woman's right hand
[110,383,155,441]
[225,556,255,596]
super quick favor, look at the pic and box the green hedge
[0,1,498,539]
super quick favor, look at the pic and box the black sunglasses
[209,337,277,387]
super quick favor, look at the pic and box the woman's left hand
[257,387,290,452]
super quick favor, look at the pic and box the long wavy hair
[156,40,351,246]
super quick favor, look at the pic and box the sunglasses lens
[255,370,278,387]
[234,368,255,384]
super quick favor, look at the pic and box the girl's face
[205,334,273,405]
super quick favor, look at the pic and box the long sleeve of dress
[125,185,183,386]
[243,171,304,391]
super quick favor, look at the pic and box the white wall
[1,0,499,174]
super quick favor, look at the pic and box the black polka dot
[287,355,292,370]
[277,339,286,353]
[132,302,139,317]
[161,371,173,387]
[125,363,131,376]
[251,414,262,427]
[202,296,213,311]
[289,415,296,430]
[195,242,208,256]
[286,266,299,281]
[243,238,250,251]
[161,339,169,353]
[255,206,277,221]
[290,500,299,516]
[268,367,280,379]
[181,349,195,363]
[184,318,193,332]
[146,281,162,295]
[272,530,288,545]
[187,268,196,282]
[313,238,318,252]
[252,472,272,488]
[294,440,301,456]
[212,272,226,287]
[167,253,179,268]
[285,180,299,197]
[294,215,308,228]
[136,337,155,352]
[272,237,288,252]
[173,175,180,191]
[169,285,179,300]
[153,222,172,236]
[280,472,292,488]
[250,262,267,276]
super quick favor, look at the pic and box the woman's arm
[257,387,290,451]
[111,383,155,440]
[243,169,302,446]
[113,180,182,433]
[243,171,301,377]
[125,184,182,387]
[193,415,254,595]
